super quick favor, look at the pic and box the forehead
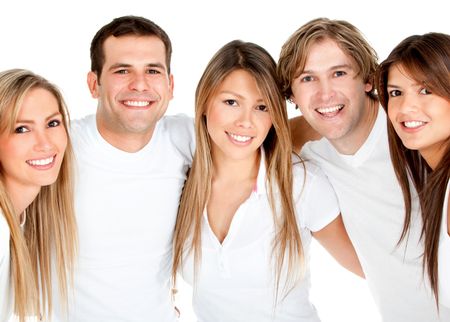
[19,87,59,115]
[218,70,261,93]
[102,35,167,68]
[303,38,356,71]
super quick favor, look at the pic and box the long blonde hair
[0,69,77,321]
[172,40,304,298]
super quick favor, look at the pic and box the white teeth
[229,133,251,142]
[403,121,425,128]
[123,100,150,107]
[316,105,344,114]
[27,156,54,166]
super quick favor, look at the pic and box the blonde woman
[0,69,77,322]
[172,40,362,321]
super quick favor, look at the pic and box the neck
[420,143,447,171]
[5,181,40,218]
[96,116,155,153]
[212,151,260,184]
[333,98,379,155]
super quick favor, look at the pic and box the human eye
[114,69,128,74]
[146,69,161,75]
[224,99,238,107]
[14,125,29,134]
[419,87,432,95]
[256,104,268,112]
[334,70,347,77]
[48,119,61,128]
[300,75,314,82]
[388,89,402,97]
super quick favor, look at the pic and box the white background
[2,0,448,321]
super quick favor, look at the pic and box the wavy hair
[277,17,378,101]
[0,69,77,321]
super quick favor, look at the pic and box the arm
[312,215,364,278]
[289,116,322,153]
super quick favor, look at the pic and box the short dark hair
[90,15,172,79]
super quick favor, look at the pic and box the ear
[168,74,174,100]
[364,81,373,93]
[87,71,100,98]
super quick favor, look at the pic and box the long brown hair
[0,69,77,320]
[172,40,304,298]
[376,32,450,303]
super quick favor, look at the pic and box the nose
[34,130,54,152]
[235,107,254,129]
[317,79,336,102]
[396,92,418,113]
[129,72,149,92]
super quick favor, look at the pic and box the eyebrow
[386,84,400,88]
[300,64,353,75]
[108,62,167,71]
[219,90,264,103]
[16,111,62,124]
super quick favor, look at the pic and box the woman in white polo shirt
[377,32,450,308]
[0,69,77,322]
[172,40,363,322]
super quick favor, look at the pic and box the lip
[120,99,155,109]
[226,131,254,145]
[399,120,427,133]
[315,104,344,118]
[26,154,57,170]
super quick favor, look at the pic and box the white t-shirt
[180,155,340,322]
[439,180,450,308]
[0,211,12,322]
[301,107,450,321]
[51,114,195,322]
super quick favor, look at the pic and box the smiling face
[205,69,273,164]
[387,64,450,168]
[88,34,174,150]
[0,87,67,197]
[290,38,375,153]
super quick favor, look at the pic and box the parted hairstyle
[277,17,378,101]
[172,40,304,299]
[90,15,172,80]
[0,69,77,321]
[376,32,450,304]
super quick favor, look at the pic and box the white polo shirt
[51,114,195,322]
[439,180,450,308]
[0,211,12,322]
[180,155,340,322]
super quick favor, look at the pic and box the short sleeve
[294,161,340,232]
[165,114,195,165]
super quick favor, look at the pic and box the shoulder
[293,158,330,194]
[292,159,340,230]
[69,115,96,139]
[290,116,322,154]
[158,114,194,137]
[300,137,334,162]
[157,114,195,162]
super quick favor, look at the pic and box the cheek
[259,114,273,136]
[387,102,398,123]
[55,128,68,151]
